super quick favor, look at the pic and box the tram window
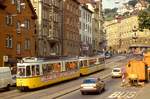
[18,68,25,76]
[65,62,77,71]
[80,61,83,67]
[84,60,87,66]
[53,63,61,72]
[99,58,104,64]
[65,62,69,71]
[26,66,31,76]
[89,59,96,66]
[36,65,40,75]
[74,61,78,69]
[47,64,53,73]
[42,64,53,75]
[42,64,47,75]
[32,65,36,76]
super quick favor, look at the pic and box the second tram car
[79,56,105,76]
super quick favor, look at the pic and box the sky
[102,0,130,9]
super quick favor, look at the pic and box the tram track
[0,90,27,99]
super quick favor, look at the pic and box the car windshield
[83,79,96,83]
[113,69,120,72]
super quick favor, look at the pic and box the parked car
[112,67,122,78]
[0,67,13,90]
[105,51,112,59]
[80,78,105,95]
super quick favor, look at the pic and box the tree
[146,0,150,3]
[138,9,150,30]
[128,0,138,7]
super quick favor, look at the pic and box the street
[0,55,135,99]
[57,78,140,99]
[0,1,149,99]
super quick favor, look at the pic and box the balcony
[47,34,59,43]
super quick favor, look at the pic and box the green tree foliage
[104,8,118,21]
[146,0,150,3]
[138,9,150,30]
[128,0,138,7]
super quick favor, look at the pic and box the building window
[16,43,21,54]
[25,39,30,50]
[5,35,13,48]
[24,19,30,30]
[16,21,21,33]
[6,15,13,25]
[11,0,17,4]
[16,0,21,13]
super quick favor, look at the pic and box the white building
[79,5,93,56]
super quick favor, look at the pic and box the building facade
[62,0,80,56]
[0,0,37,67]
[98,0,106,51]
[91,2,103,54]
[79,5,93,56]
[31,0,62,56]
[78,0,105,54]
[104,15,150,53]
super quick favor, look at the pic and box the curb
[41,73,111,99]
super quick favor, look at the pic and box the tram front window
[18,68,26,76]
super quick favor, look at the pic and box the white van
[0,67,13,90]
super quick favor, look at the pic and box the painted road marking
[108,91,136,99]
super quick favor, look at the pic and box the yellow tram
[79,56,105,76]
[16,56,105,91]
[16,57,80,91]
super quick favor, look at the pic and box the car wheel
[5,84,10,90]
[97,88,101,94]
[102,87,105,92]
[81,91,86,95]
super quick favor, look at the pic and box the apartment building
[62,0,80,56]
[0,0,37,67]
[31,0,62,56]
[104,15,150,53]
[79,5,93,56]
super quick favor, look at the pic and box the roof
[129,44,150,48]
[78,0,97,4]
[27,0,37,19]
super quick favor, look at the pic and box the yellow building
[104,15,150,53]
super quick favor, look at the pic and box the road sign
[3,56,8,62]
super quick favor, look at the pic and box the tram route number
[108,91,136,99]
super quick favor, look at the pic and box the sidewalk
[134,83,150,99]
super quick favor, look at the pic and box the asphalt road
[57,77,141,99]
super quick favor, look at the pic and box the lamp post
[132,26,138,43]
